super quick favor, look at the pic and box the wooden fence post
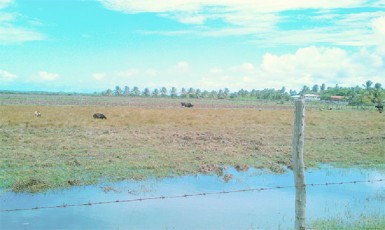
[292,99,306,230]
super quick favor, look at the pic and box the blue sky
[0,0,384,93]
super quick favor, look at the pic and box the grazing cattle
[93,113,107,119]
[181,102,194,108]
[34,111,41,117]
[375,105,383,113]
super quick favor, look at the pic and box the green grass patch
[311,216,385,229]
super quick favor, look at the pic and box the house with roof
[291,94,320,101]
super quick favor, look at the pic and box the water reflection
[1,166,384,229]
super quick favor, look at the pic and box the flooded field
[1,165,384,229]
[2,103,384,193]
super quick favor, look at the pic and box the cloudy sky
[0,0,384,93]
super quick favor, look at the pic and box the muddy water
[1,166,384,229]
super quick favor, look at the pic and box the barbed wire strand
[1,178,383,213]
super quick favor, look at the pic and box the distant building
[291,94,320,101]
[330,96,344,101]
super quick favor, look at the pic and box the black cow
[375,105,383,113]
[93,113,107,119]
[181,102,194,108]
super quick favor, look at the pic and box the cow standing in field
[181,102,194,108]
[34,111,41,117]
[375,105,383,113]
[93,113,107,119]
[185,103,193,108]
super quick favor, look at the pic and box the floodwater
[1,165,384,229]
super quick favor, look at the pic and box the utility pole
[292,99,306,230]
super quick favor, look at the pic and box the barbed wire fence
[1,178,384,213]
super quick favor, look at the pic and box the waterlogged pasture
[0,95,384,228]
[1,100,384,193]
[1,166,384,229]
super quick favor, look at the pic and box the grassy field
[311,216,385,229]
[0,95,384,192]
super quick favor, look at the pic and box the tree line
[300,80,383,106]
[101,80,384,106]
[101,86,292,101]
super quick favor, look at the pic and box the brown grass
[0,104,384,192]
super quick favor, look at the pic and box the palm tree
[289,89,297,96]
[105,88,113,96]
[181,88,187,98]
[209,90,218,98]
[301,85,310,95]
[224,88,230,98]
[152,88,160,97]
[363,80,373,90]
[312,84,319,93]
[187,88,195,98]
[170,87,178,98]
[202,90,210,98]
[320,83,326,91]
[114,86,122,96]
[195,89,202,98]
[160,87,168,97]
[370,82,384,106]
[131,86,140,96]
[142,88,151,97]
[123,86,130,96]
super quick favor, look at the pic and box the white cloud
[89,68,159,90]
[172,61,190,74]
[116,69,139,77]
[30,71,60,82]
[92,73,106,81]
[372,16,385,35]
[98,0,366,14]
[177,60,189,69]
[144,68,158,77]
[0,12,15,22]
[167,13,207,25]
[95,0,275,29]
[97,0,371,28]
[259,46,385,89]
[0,1,45,44]
[210,67,222,74]
[99,0,385,49]
[90,45,383,92]
[0,27,45,43]
[259,47,352,88]
[198,46,385,91]
[0,0,12,9]
[371,16,385,54]
[99,0,200,13]
[116,68,158,78]
[232,62,256,72]
[373,0,385,6]
[261,47,349,75]
[351,48,383,67]
[0,69,17,82]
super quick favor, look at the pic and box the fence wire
[1,178,384,213]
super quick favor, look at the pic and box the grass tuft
[12,177,50,193]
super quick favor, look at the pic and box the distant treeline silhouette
[102,80,384,106]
